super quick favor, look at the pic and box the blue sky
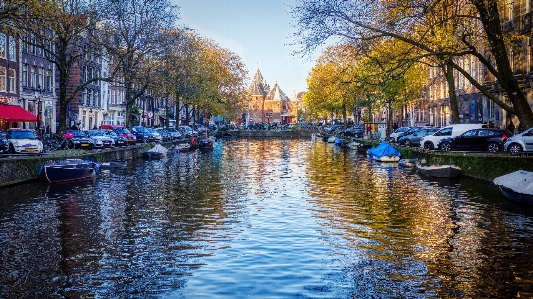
[173,0,318,96]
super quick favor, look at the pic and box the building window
[30,66,36,88]
[0,67,6,91]
[22,64,28,87]
[82,88,87,106]
[22,35,28,53]
[38,68,43,89]
[490,100,495,118]
[0,33,5,58]
[46,69,52,91]
[9,36,15,61]
[8,69,15,93]
[88,89,93,106]
[30,34,36,55]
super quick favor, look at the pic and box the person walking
[507,121,515,135]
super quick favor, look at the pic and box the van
[419,123,487,150]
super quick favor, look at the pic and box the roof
[0,105,37,122]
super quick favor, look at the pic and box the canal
[1,138,533,298]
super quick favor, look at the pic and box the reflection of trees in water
[306,141,533,298]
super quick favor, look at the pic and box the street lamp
[34,86,44,153]
[385,98,393,139]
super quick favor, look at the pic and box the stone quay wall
[0,145,150,187]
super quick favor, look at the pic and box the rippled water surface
[1,139,533,298]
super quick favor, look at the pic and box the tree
[95,0,178,127]
[289,0,533,130]
[19,0,109,134]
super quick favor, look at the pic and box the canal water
[1,138,533,298]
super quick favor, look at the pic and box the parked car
[65,130,95,149]
[131,126,156,142]
[0,132,9,154]
[105,130,127,147]
[113,127,136,145]
[340,125,365,137]
[178,125,197,138]
[87,130,115,148]
[398,128,439,147]
[5,129,43,154]
[439,128,511,152]
[166,127,183,140]
[419,123,487,150]
[389,127,412,143]
[146,128,162,142]
[504,127,533,155]
[154,128,172,142]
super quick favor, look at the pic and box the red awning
[0,105,37,122]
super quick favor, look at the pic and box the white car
[5,128,43,154]
[87,130,115,148]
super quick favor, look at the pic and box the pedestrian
[507,121,515,134]
[392,123,398,131]
[366,124,371,135]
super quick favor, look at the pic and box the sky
[172,0,319,96]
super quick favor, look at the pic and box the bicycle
[45,134,75,151]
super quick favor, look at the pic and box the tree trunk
[472,0,533,130]
[445,62,460,124]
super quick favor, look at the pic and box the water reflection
[0,139,532,298]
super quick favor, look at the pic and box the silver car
[504,127,533,155]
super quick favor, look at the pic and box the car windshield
[70,131,87,137]
[116,128,131,134]
[10,130,36,139]
[107,131,118,137]
[89,130,106,136]
[168,128,178,132]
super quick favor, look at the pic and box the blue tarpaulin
[367,142,401,159]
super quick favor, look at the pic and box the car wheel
[440,142,451,152]
[423,141,434,150]
[389,137,395,143]
[508,143,523,155]
[487,142,499,153]
[404,139,412,147]
[67,140,75,149]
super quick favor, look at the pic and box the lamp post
[385,98,393,139]
[34,87,44,153]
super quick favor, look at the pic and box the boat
[41,159,101,183]
[398,158,417,168]
[327,136,336,143]
[100,159,127,168]
[142,144,168,159]
[348,141,361,149]
[416,163,461,178]
[493,170,533,204]
[198,138,214,150]
[356,144,373,153]
[334,137,349,147]
[175,143,191,152]
[366,142,401,162]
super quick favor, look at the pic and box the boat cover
[367,142,401,158]
[493,170,533,195]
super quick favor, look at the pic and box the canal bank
[0,132,531,187]
[0,144,153,187]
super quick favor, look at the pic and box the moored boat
[366,142,401,162]
[416,163,461,178]
[100,159,127,168]
[398,158,417,168]
[493,170,533,204]
[143,144,168,159]
[175,143,191,152]
[42,159,100,183]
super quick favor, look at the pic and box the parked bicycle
[45,134,74,151]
